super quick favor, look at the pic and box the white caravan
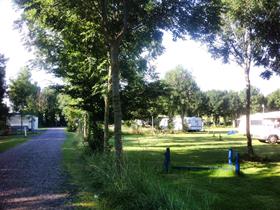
[238,111,280,143]
[7,114,39,130]
[159,116,203,131]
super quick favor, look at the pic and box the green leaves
[164,66,201,117]
[8,67,40,114]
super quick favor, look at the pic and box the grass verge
[0,136,28,152]
[63,132,212,210]
[0,131,43,153]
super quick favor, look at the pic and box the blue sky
[1,0,279,95]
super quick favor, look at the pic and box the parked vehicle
[159,116,203,131]
[7,114,38,131]
[237,111,280,143]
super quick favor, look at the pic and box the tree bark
[104,65,112,152]
[244,28,254,157]
[83,111,89,141]
[110,42,123,168]
[180,107,186,131]
[245,66,254,156]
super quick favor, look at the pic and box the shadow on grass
[123,147,280,210]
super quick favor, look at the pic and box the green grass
[63,129,280,210]
[0,131,45,153]
[63,133,99,209]
[0,136,29,152]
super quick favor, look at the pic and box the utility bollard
[235,152,240,175]
[228,148,233,165]
[164,147,171,173]
[24,127,27,137]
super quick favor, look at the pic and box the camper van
[159,116,203,131]
[238,111,280,143]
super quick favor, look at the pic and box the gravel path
[0,128,74,210]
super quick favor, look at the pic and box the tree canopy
[15,0,223,165]
[0,53,8,123]
[8,67,39,114]
[200,0,280,156]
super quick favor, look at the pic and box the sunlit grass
[62,133,99,210]
[64,128,280,210]
[0,131,45,153]
[0,135,31,152]
[121,129,280,210]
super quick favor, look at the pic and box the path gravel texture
[0,128,74,210]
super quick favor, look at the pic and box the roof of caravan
[239,111,280,120]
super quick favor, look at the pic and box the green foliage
[8,67,39,114]
[206,90,243,124]
[0,53,7,102]
[121,80,169,120]
[267,89,280,111]
[37,87,65,127]
[0,53,8,124]
[239,87,266,113]
[164,66,201,123]
[57,94,84,131]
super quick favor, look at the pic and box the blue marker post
[228,148,233,165]
[235,152,240,175]
[164,147,171,173]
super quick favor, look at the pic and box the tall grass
[64,132,214,210]
[85,154,189,210]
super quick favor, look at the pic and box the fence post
[228,148,233,165]
[164,147,170,173]
[235,152,240,175]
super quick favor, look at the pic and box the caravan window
[251,120,262,126]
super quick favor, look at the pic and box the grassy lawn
[0,131,44,153]
[64,129,280,210]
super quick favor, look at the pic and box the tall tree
[240,87,266,114]
[165,66,200,130]
[206,90,228,125]
[8,67,39,131]
[0,54,8,125]
[16,0,222,166]
[201,0,280,156]
[37,87,64,127]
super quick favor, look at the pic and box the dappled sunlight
[73,201,97,208]
[0,187,73,209]
[121,131,280,209]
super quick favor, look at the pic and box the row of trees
[154,65,278,128]
[8,67,65,127]
[14,0,280,164]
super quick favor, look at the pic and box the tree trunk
[83,111,89,141]
[20,111,23,134]
[104,64,112,152]
[244,28,254,157]
[110,42,123,168]
[245,67,254,156]
[180,107,186,131]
